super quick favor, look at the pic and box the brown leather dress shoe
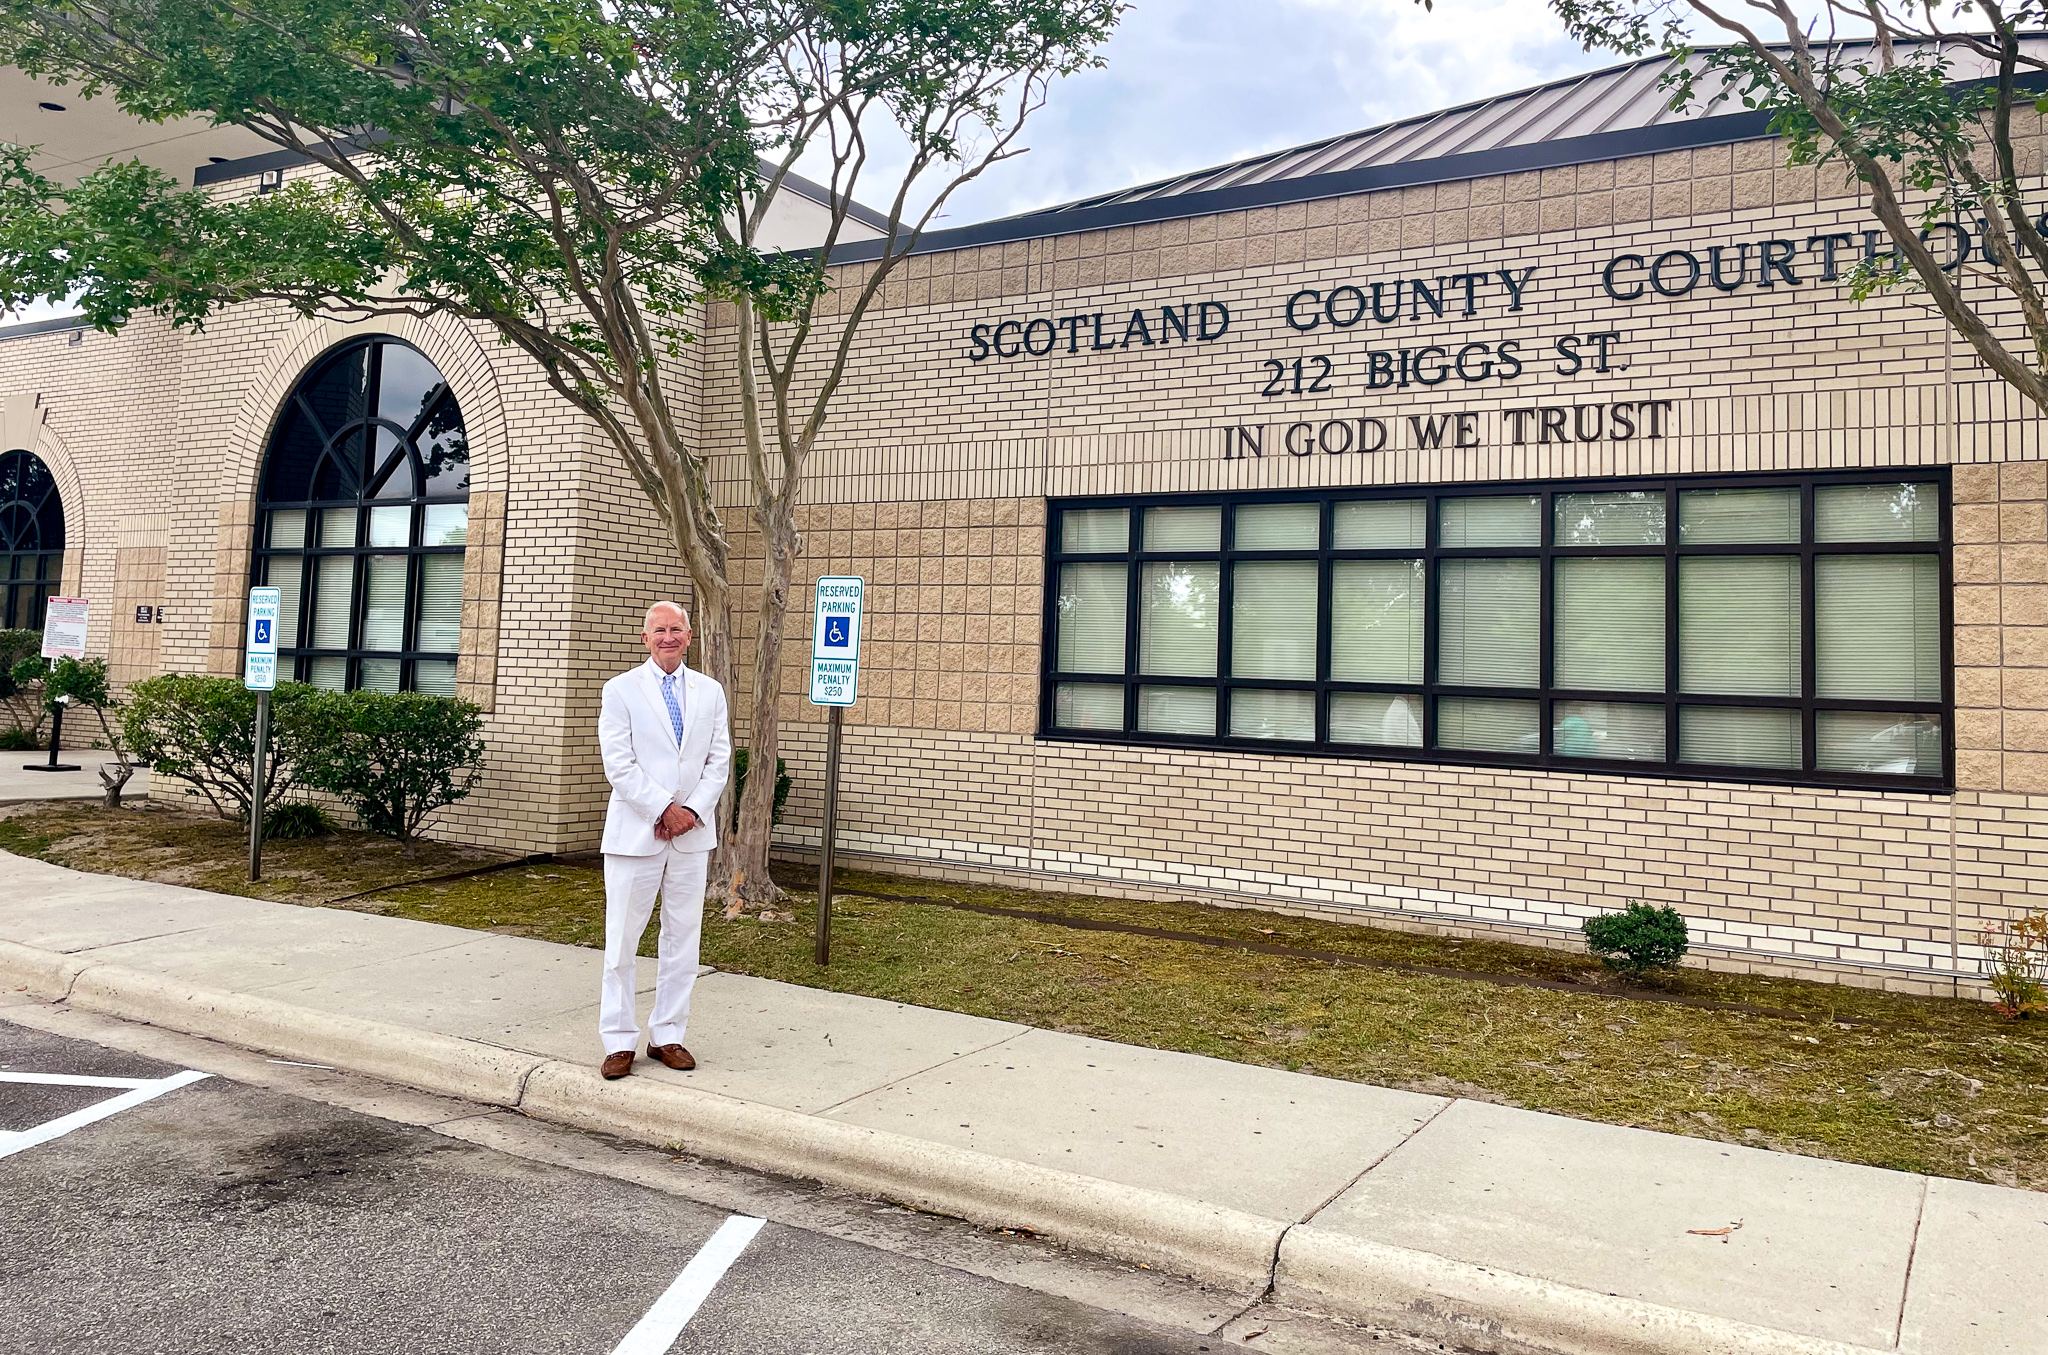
[646,1041,696,1071]
[601,1050,634,1080]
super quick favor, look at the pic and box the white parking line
[609,1214,766,1355]
[0,1070,211,1160]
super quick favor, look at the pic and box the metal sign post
[243,587,280,882]
[808,576,864,966]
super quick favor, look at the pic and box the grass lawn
[4,797,2045,1191]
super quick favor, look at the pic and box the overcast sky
[915,0,1602,228]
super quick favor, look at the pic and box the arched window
[0,449,66,630]
[254,338,469,694]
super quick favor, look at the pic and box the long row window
[1043,474,1951,789]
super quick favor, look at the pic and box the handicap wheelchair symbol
[253,618,272,645]
[822,615,851,648]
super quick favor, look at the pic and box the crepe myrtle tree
[0,0,813,747]
[717,0,1123,912]
[1546,0,2048,411]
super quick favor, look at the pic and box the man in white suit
[596,601,731,1079]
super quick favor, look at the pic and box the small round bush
[0,727,37,752]
[264,802,332,839]
[1582,900,1690,977]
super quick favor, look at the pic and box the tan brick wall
[10,117,2048,988]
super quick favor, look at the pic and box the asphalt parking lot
[0,1020,1243,1355]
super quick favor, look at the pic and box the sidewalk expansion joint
[1294,1095,1457,1225]
[1890,1175,1931,1350]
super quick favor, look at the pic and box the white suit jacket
[598,659,732,857]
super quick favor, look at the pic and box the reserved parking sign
[809,577,864,707]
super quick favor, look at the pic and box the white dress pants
[600,843,708,1055]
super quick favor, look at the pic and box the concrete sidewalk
[1,854,2041,1355]
[0,749,150,804]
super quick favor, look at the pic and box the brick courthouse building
[4,50,2043,994]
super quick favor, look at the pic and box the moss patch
[7,798,2045,1189]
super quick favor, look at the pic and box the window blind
[1679,488,1799,544]
[1330,692,1423,747]
[1231,688,1314,741]
[311,555,354,649]
[1680,556,1799,696]
[1141,562,1218,676]
[1438,696,1539,753]
[1680,706,1801,768]
[1057,563,1126,673]
[1440,495,1539,547]
[1331,560,1424,683]
[1816,555,1940,701]
[1816,483,1939,542]
[1055,682,1123,730]
[1062,508,1127,553]
[1233,561,1317,678]
[1139,686,1214,735]
[1554,557,1665,692]
[417,554,464,653]
[1438,558,1538,687]
[1145,506,1219,551]
[1333,500,1424,549]
[361,555,407,650]
[1235,502,1319,550]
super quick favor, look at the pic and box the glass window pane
[266,555,303,649]
[1816,555,1941,701]
[414,660,457,697]
[1141,562,1218,676]
[1816,483,1939,542]
[1234,502,1319,550]
[320,507,358,548]
[417,554,463,653]
[1231,688,1314,741]
[368,504,410,548]
[1440,495,1539,547]
[1054,682,1123,730]
[1333,500,1425,549]
[376,343,444,428]
[418,395,470,495]
[423,503,469,546]
[1144,506,1219,551]
[1232,561,1318,679]
[1331,560,1424,683]
[1438,558,1538,687]
[268,509,307,549]
[359,657,402,692]
[1679,556,1800,696]
[1555,491,1666,545]
[1554,557,1665,692]
[370,428,413,499]
[1817,712,1941,776]
[1679,488,1799,543]
[1056,563,1126,673]
[1554,701,1666,761]
[1139,686,1214,735]
[1061,508,1127,553]
[311,554,353,649]
[1436,696,1540,753]
[1330,692,1423,747]
[307,656,347,691]
[361,555,407,650]
[1679,706,1801,768]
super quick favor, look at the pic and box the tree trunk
[725,509,803,914]
[99,761,132,810]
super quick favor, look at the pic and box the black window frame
[0,448,66,631]
[251,336,470,694]
[1040,469,1954,793]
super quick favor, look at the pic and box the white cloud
[914,0,1603,227]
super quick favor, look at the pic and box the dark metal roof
[828,37,2048,262]
[1022,38,2048,221]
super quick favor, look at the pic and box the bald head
[641,601,692,673]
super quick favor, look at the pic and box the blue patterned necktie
[659,671,685,746]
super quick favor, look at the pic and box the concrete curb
[0,938,1904,1354]
[63,960,543,1107]
[1274,1225,1892,1355]
[520,1061,1286,1290]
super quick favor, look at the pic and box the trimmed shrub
[122,675,318,821]
[296,690,485,843]
[730,748,792,831]
[0,629,46,740]
[1982,910,2048,1019]
[0,727,36,751]
[264,802,333,840]
[1582,900,1690,978]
